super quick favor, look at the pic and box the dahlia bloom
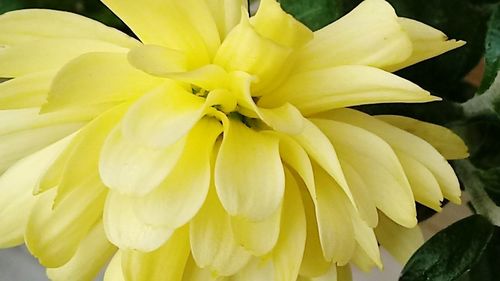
[0,0,468,280]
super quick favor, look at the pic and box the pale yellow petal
[121,226,190,281]
[103,191,173,252]
[0,9,138,47]
[351,245,379,272]
[121,82,206,148]
[231,259,275,281]
[46,222,116,281]
[376,115,469,160]
[182,256,226,281]
[133,119,222,227]
[205,0,247,39]
[127,44,187,76]
[375,212,424,263]
[190,187,251,276]
[259,65,437,115]
[42,52,162,113]
[0,39,127,77]
[313,118,417,228]
[104,252,125,281]
[385,18,466,72]
[309,265,352,281]
[350,214,382,269]
[215,119,284,220]
[0,71,55,109]
[294,0,411,72]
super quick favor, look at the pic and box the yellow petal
[376,115,469,160]
[42,52,162,113]
[133,119,222,227]
[190,188,251,276]
[127,44,187,76]
[397,152,444,211]
[313,118,417,228]
[313,164,356,264]
[46,222,116,281]
[0,9,138,47]
[215,119,284,220]
[0,71,55,109]
[121,226,190,281]
[104,252,125,281]
[350,245,379,272]
[0,136,71,248]
[375,212,424,263]
[350,215,382,269]
[103,191,173,252]
[259,65,437,115]
[384,18,466,72]
[294,0,411,72]
[0,39,127,77]
[205,0,247,39]
[250,0,313,49]
[99,123,185,196]
[323,109,461,204]
[101,0,217,67]
[308,265,352,281]
[231,258,275,281]
[121,82,206,148]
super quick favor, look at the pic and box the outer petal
[0,71,55,109]
[104,252,125,281]
[133,118,222,227]
[127,44,188,76]
[0,136,71,248]
[121,226,190,281]
[293,0,412,72]
[384,18,466,72]
[259,65,438,115]
[376,115,469,160]
[46,222,116,281]
[0,9,138,47]
[182,256,226,281]
[215,119,285,221]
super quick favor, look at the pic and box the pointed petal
[0,9,138,47]
[215,119,284,220]
[375,212,424,263]
[104,252,125,281]
[259,65,437,115]
[127,44,187,76]
[310,265,352,281]
[46,222,116,281]
[121,82,206,148]
[350,245,378,272]
[205,0,247,39]
[121,226,190,281]
[42,52,162,113]
[385,18,465,72]
[134,119,222,227]
[350,216,382,269]
[294,0,411,72]
[376,115,469,160]
[0,71,55,109]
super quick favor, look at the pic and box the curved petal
[350,214,382,269]
[127,44,187,76]
[293,0,412,72]
[182,256,225,281]
[46,222,116,281]
[103,191,173,252]
[104,252,125,281]
[206,0,248,39]
[259,65,437,115]
[0,71,55,109]
[215,119,284,221]
[0,9,138,47]
[133,118,222,227]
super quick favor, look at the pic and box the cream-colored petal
[103,191,173,252]
[375,212,424,263]
[294,0,412,72]
[134,119,222,227]
[99,123,185,196]
[121,82,206,148]
[104,252,125,281]
[313,118,416,228]
[128,44,187,76]
[0,136,71,248]
[351,245,379,272]
[323,109,461,204]
[376,115,469,160]
[259,65,437,115]
[350,214,382,269]
[46,222,116,281]
[42,52,162,113]
[0,71,55,109]
[0,39,127,77]
[231,259,275,281]
[0,9,138,47]
[190,188,251,276]
[121,226,190,281]
[384,18,466,72]
[182,256,227,281]
[313,165,355,264]
[215,119,284,221]
[101,0,216,67]
[205,0,247,39]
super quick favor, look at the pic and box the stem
[454,160,500,226]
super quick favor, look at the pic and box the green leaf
[278,0,345,31]
[400,215,496,281]
[479,4,500,94]
[477,168,500,205]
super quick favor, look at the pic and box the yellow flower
[0,0,468,280]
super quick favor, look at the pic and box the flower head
[0,0,468,280]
